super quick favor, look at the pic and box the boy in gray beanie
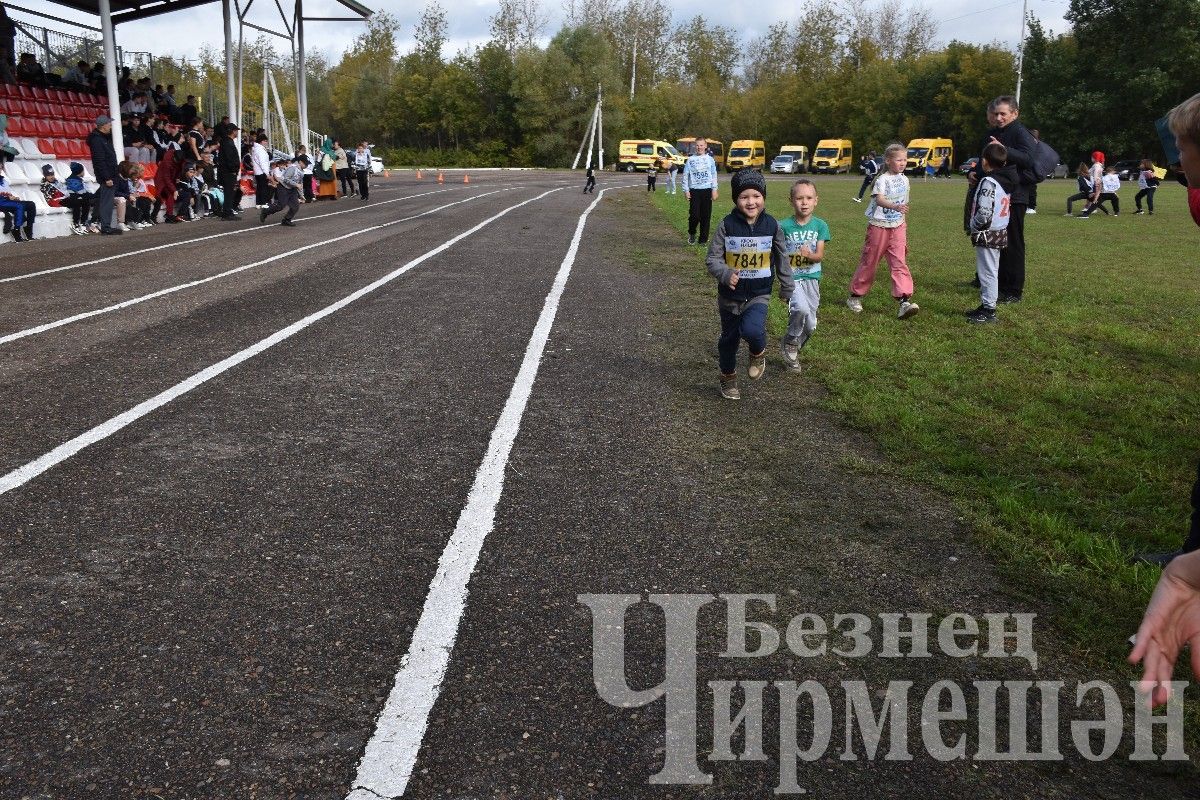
[705,169,792,400]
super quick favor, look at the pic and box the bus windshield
[814,148,838,158]
[908,148,929,160]
[729,147,751,158]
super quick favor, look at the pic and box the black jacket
[973,120,1038,204]
[87,128,119,183]
[217,137,241,179]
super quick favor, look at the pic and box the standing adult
[971,95,1037,303]
[178,96,198,127]
[353,142,371,201]
[87,114,121,235]
[682,136,718,245]
[250,133,272,207]
[333,140,353,197]
[854,151,878,202]
[216,123,242,220]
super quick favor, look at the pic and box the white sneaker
[86,224,100,234]
[1026,208,1037,215]
[119,223,131,232]
[898,300,920,319]
[852,197,862,203]
[846,296,863,313]
[781,342,801,372]
[71,224,84,235]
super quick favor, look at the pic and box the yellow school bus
[726,140,767,172]
[676,137,725,171]
[617,139,686,172]
[906,138,954,174]
[812,139,853,173]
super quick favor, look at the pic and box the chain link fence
[12,17,151,79]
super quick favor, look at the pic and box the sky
[10,0,1074,67]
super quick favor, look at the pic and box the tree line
[152,0,1199,169]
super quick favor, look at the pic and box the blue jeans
[0,197,34,231]
[718,301,767,374]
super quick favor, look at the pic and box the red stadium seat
[47,120,65,137]
[31,87,48,101]
[32,119,52,136]
[66,91,82,104]
[6,116,29,136]
[0,83,16,98]
[143,162,158,178]
[17,84,34,99]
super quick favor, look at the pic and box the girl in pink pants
[846,143,920,320]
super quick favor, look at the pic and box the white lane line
[0,185,461,285]
[0,187,563,496]
[0,190,510,346]
[346,185,625,800]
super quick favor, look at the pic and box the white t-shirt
[865,172,909,228]
[1101,173,1121,193]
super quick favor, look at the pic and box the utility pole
[1015,0,1029,105]
[629,37,636,102]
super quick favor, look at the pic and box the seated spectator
[124,132,151,164]
[0,114,17,163]
[121,91,150,116]
[67,161,99,233]
[176,161,203,220]
[40,163,93,235]
[114,160,135,231]
[16,53,47,86]
[129,163,153,228]
[63,60,89,88]
[117,66,133,102]
[88,62,106,94]
[0,161,36,241]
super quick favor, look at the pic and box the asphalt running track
[1,171,1194,798]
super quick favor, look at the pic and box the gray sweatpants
[784,280,821,348]
[975,246,1000,308]
[265,185,300,222]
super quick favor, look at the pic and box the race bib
[724,236,773,279]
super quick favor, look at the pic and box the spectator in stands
[0,114,17,163]
[16,53,47,86]
[0,3,15,85]
[63,60,89,89]
[87,62,105,94]
[121,91,150,116]
[146,117,167,159]
[250,133,272,208]
[182,117,203,162]
[65,162,99,233]
[161,84,177,115]
[178,96,198,126]
[154,128,183,223]
[0,160,35,241]
[88,115,121,234]
[40,162,92,235]
[117,66,132,102]
[175,161,199,220]
[217,122,242,220]
[130,163,153,227]
[114,160,134,231]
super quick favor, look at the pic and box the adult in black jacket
[970,95,1037,302]
[86,115,121,234]
[216,124,242,220]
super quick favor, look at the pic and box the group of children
[702,137,1038,398]
[1066,153,1161,218]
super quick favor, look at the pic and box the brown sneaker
[719,373,740,400]
[748,351,767,381]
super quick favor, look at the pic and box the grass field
[650,174,1200,663]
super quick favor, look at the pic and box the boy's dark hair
[982,142,1008,167]
[256,133,268,143]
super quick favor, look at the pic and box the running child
[847,142,919,319]
[780,179,829,373]
[964,142,1017,324]
[1135,159,1160,215]
[706,169,792,400]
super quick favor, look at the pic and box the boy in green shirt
[780,179,830,373]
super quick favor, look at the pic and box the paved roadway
[0,171,1192,799]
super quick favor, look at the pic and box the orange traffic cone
[416,169,423,180]
[463,173,470,184]
[437,171,444,184]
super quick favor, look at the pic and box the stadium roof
[41,0,370,26]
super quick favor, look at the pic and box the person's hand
[105,180,113,187]
[989,136,1001,145]
[1129,550,1200,706]
[685,191,691,200]
[897,203,910,214]
[712,189,718,201]
[727,271,739,288]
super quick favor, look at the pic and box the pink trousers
[850,222,913,299]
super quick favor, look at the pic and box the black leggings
[1084,192,1119,215]
[337,167,354,196]
[1135,187,1156,212]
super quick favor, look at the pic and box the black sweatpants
[255,173,273,206]
[219,174,241,217]
[997,202,1027,298]
[1135,187,1156,212]
[688,189,714,243]
[856,175,874,199]
[356,169,369,200]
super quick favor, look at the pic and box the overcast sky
[12,0,1073,67]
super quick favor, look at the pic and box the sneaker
[1026,208,1037,215]
[965,304,997,324]
[898,300,920,319]
[719,374,740,400]
[1134,209,1145,215]
[846,296,863,313]
[687,233,696,245]
[70,224,84,235]
[748,351,767,381]
[781,342,801,372]
[280,219,296,227]
[1063,212,1074,217]
[997,293,1022,304]
[86,223,101,234]
[119,223,131,232]
[259,208,269,223]
[853,197,862,203]
[1076,213,1091,219]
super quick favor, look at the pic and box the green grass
[650,176,1200,659]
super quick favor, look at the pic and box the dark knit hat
[731,168,766,199]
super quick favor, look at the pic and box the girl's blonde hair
[883,142,906,160]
